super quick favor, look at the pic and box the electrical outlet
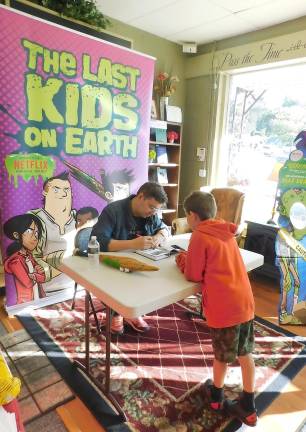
[199,169,206,177]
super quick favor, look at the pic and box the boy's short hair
[137,182,168,204]
[76,206,99,219]
[184,191,217,220]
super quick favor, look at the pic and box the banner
[0,5,155,314]
[275,132,306,325]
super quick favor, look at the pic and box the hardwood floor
[249,274,306,431]
[250,273,306,338]
[0,274,305,431]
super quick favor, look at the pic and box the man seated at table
[91,181,169,335]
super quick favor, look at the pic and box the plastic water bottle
[88,236,100,265]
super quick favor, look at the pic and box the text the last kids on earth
[21,39,141,158]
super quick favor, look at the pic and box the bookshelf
[149,120,182,228]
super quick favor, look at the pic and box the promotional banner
[0,5,155,314]
[275,131,306,325]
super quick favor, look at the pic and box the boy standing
[176,191,257,427]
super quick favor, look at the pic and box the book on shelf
[157,167,168,184]
[155,128,167,143]
[156,145,168,164]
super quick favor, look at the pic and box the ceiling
[96,0,306,46]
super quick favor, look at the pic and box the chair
[172,187,245,320]
[172,187,245,235]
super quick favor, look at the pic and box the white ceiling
[96,0,306,46]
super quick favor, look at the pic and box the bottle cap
[91,236,97,241]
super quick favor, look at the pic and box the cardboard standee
[275,131,306,325]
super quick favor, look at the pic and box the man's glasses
[148,204,161,212]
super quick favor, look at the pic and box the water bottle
[88,236,100,265]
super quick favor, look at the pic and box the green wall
[179,76,212,214]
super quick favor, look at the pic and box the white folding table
[60,234,264,419]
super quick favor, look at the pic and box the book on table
[135,247,172,261]
[135,244,184,261]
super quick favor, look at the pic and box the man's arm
[91,206,155,251]
[108,236,154,251]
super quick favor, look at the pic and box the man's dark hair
[43,171,70,190]
[76,206,99,219]
[137,182,168,204]
[184,191,217,220]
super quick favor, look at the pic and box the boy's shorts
[210,320,254,363]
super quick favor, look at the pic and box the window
[221,64,306,223]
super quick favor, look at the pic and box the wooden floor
[0,274,305,432]
[249,274,306,431]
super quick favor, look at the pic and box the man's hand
[133,236,155,250]
[152,228,169,247]
[151,233,165,247]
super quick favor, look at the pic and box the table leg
[85,290,90,371]
[105,305,111,393]
[74,291,126,421]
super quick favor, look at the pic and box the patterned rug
[18,294,306,432]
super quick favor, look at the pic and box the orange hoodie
[177,219,254,328]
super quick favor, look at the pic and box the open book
[135,244,185,261]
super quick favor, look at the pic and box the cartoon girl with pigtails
[3,214,46,304]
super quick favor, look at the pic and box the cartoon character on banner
[3,214,46,304]
[275,131,306,325]
[28,171,77,297]
[28,167,134,297]
[62,159,135,202]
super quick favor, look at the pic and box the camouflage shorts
[210,320,254,363]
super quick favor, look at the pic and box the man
[91,181,169,334]
[30,171,76,296]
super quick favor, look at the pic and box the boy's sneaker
[125,316,150,333]
[224,398,258,427]
[202,379,224,411]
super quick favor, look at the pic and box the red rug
[19,294,306,431]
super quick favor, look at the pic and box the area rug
[18,294,306,432]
